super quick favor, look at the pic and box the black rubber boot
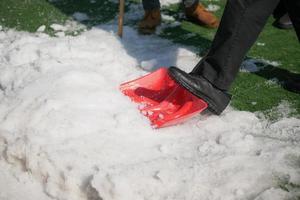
[168,66,231,115]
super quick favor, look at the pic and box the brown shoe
[138,8,161,34]
[185,3,219,28]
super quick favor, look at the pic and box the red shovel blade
[140,85,208,128]
[120,67,208,128]
[120,67,176,106]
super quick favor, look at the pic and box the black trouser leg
[192,0,280,91]
[284,0,300,40]
[142,0,160,10]
[273,0,286,19]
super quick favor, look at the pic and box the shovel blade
[120,67,176,106]
[120,67,208,128]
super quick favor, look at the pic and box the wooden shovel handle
[118,0,125,38]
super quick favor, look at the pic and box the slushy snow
[0,25,299,200]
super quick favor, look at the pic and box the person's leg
[273,0,293,30]
[142,0,160,10]
[169,0,281,114]
[284,0,300,40]
[182,0,197,8]
[139,0,161,34]
[273,0,286,19]
[183,0,219,28]
[282,0,300,93]
[192,0,280,91]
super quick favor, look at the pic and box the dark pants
[273,0,287,19]
[192,0,300,91]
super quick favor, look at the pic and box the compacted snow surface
[0,25,299,200]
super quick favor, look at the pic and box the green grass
[49,0,119,27]
[0,0,119,33]
[0,0,67,33]
[0,0,299,119]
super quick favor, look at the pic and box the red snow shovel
[120,67,208,128]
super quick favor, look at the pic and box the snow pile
[0,26,299,200]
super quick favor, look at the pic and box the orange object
[185,3,219,28]
[120,68,208,128]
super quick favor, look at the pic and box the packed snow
[0,19,300,200]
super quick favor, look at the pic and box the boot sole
[168,67,230,115]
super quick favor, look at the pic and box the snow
[266,78,281,87]
[240,58,281,73]
[0,22,299,200]
[257,42,266,46]
[49,21,85,35]
[73,12,90,22]
[0,162,52,200]
[206,4,220,12]
[162,14,176,22]
[37,25,46,32]
[50,23,67,31]
[160,0,181,6]
[54,31,65,37]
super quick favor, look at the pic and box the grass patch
[0,0,67,32]
[0,0,119,33]
[49,0,119,27]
